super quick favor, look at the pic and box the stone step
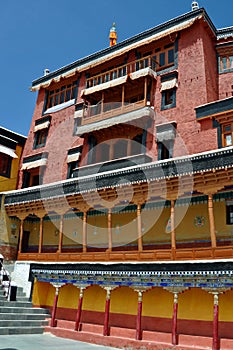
[0,319,48,327]
[0,306,50,314]
[0,300,32,307]
[0,326,44,335]
[0,313,49,320]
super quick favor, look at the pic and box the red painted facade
[18,10,232,188]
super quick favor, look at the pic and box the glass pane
[159,52,165,66]
[168,49,174,64]
[224,125,231,132]
[225,134,232,146]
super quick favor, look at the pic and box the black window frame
[0,153,12,178]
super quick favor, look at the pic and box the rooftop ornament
[109,22,117,47]
[191,1,199,10]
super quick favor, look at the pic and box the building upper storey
[17,7,233,188]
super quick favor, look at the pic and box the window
[156,123,176,160]
[161,88,176,109]
[160,73,178,110]
[157,140,173,160]
[33,129,48,149]
[154,44,175,72]
[219,55,233,73]
[226,204,233,224]
[0,153,11,177]
[46,80,78,109]
[22,169,44,188]
[222,123,233,147]
[67,161,79,179]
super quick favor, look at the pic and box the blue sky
[0,0,232,136]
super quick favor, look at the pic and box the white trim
[31,17,199,91]
[130,67,157,80]
[44,99,75,114]
[0,145,18,159]
[67,152,81,163]
[81,76,128,96]
[34,121,50,132]
[21,158,47,170]
[160,78,178,92]
[76,107,154,136]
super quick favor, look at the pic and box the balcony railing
[83,100,148,124]
[16,244,233,263]
[86,55,156,89]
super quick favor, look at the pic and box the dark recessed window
[0,153,11,177]
[33,129,48,149]
[161,88,176,110]
[46,80,78,109]
[226,205,233,225]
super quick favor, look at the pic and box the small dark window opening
[33,129,48,149]
[0,153,11,178]
[226,205,233,225]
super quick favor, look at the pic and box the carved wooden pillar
[19,219,24,254]
[137,204,143,252]
[37,212,46,254]
[58,214,64,253]
[208,194,217,248]
[74,284,88,331]
[50,283,64,327]
[144,76,148,105]
[107,209,112,252]
[170,200,176,258]
[82,211,87,253]
[172,292,178,345]
[164,287,188,347]
[212,293,219,350]
[136,290,143,340]
[103,287,113,336]
[121,85,125,110]
[17,214,27,254]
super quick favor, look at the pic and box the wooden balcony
[86,55,156,89]
[83,100,149,125]
[17,244,233,262]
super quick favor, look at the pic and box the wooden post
[137,204,143,252]
[38,217,43,254]
[208,194,217,248]
[144,77,148,105]
[82,211,87,253]
[108,209,112,252]
[103,288,111,336]
[136,290,143,340]
[213,293,219,350]
[122,85,125,112]
[171,200,176,258]
[172,292,178,345]
[50,285,60,327]
[18,218,24,254]
[75,288,84,331]
[58,214,64,253]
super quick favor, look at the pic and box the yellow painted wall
[219,289,233,321]
[82,285,105,312]
[110,287,138,315]
[179,288,213,321]
[21,200,233,250]
[32,281,54,306]
[0,144,24,192]
[32,282,233,323]
[142,208,170,244]
[57,284,79,309]
[175,204,210,242]
[142,287,173,318]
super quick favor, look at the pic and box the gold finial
[109,22,117,47]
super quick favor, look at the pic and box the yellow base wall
[33,282,233,323]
